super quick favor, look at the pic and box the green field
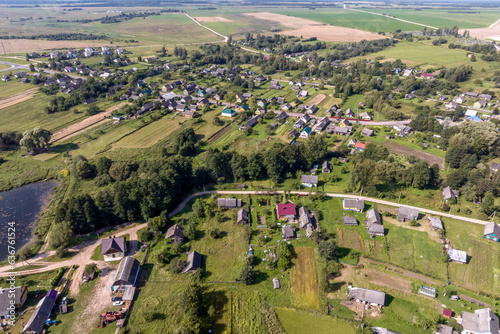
[275,308,356,334]
[290,247,320,309]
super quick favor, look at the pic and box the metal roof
[348,287,385,306]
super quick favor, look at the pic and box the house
[165,224,184,243]
[297,89,308,98]
[275,203,296,221]
[288,129,298,137]
[277,97,285,104]
[479,93,492,100]
[217,198,242,208]
[305,104,318,114]
[282,225,295,240]
[448,248,467,264]
[14,71,26,78]
[443,186,459,203]
[176,104,187,112]
[475,100,488,108]
[221,108,236,118]
[293,119,306,129]
[115,48,125,55]
[361,127,374,137]
[322,161,332,173]
[427,216,443,230]
[405,92,416,100]
[333,126,350,135]
[354,142,366,151]
[348,287,385,306]
[343,198,365,213]
[439,95,448,101]
[359,111,371,120]
[397,206,419,222]
[101,237,126,261]
[301,175,318,187]
[240,115,261,130]
[300,126,312,138]
[273,278,280,289]
[465,109,478,117]
[257,98,267,107]
[453,95,467,104]
[343,216,357,225]
[0,286,28,319]
[298,207,313,229]
[484,222,500,242]
[84,47,94,57]
[1,75,11,82]
[461,308,499,334]
[275,111,288,121]
[366,208,384,237]
[237,209,248,224]
[418,286,436,298]
[182,251,202,274]
[23,289,58,334]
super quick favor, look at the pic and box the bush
[169,258,186,273]
[239,266,254,285]
[84,263,98,276]
[138,228,153,242]
[55,247,68,258]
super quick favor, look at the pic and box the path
[3,189,491,278]
[347,8,438,30]
[488,18,500,29]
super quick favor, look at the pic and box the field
[382,140,445,170]
[0,86,38,110]
[195,16,233,23]
[0,40,108,53]
[275,308,355,334]
[243,12,382,42]
[289,247,320,309]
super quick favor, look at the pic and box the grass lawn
[290,247,320,309]
[0,80,36,99]
[275,308,356,334]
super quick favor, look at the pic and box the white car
[113,301,124,306]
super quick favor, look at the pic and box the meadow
[275,308,355,334]
[289,247,320,309]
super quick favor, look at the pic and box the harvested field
[0,39,107,53]
[308,93,326,106]
[206,123,235,145]
[382,140,445,170]
[50,102,127,143]
[243,12,381,42]
[290,247,319,309]
[366,269,412,294]
[195,16,233,22]
[0,87,38,110]
[460,23,500,40]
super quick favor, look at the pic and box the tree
[184,224,196,240]
[318,239,338,260]
[481,191,496,216]
[148,216,167,232]
[19,126,52,152]
[239,266,254,285]
[169,258,187,273]
[86,104,101,116]
[96,156,112,175]
[277,242,292,269]
[108,161,134,181]
[49,221,74,249]
[75,160,93,179]
[138,228,152,242]
[29,63,35,72]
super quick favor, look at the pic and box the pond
[0,180,59,261]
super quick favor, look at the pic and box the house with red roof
[354,142,366,151]
[276,203,296,220]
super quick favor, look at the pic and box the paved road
[0,60,28,73]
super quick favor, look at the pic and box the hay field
[195,16,233,22]
[290,247,320,309]
[243,12,381,42]
[0,87,38,111]
[0,40,108,53]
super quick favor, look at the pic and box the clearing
[0,87,38,110]
[308,93,326,106]
[195,16,233,22]
[243,12,382,42]
[49,102,127,143]
[290,247,320,309]
[382,140,445,170]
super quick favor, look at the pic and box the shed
[442,309,452,318]
[418,285,436,298]
[165,224,185,243]
[217,198,242,208]
[435,324,453,334]
[449,248,467,264]
[182,251,202,274]
[322,161,332,173]
[348,287,385,306]
[111,257,140,291]
[282,225,295,240]
[273,278,280,289]
[442,186,459,203]
[298,207,312,229]
[397,206,419,222]
[237,209,248,225]
[343,216,357,225]
[427,216,443,230]
[23,289,57,334]
[122,286,136,306]
[361,127,374,137]
[343,198,365,212]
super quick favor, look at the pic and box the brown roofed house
[165,224,185,243]
[101,237,127,262]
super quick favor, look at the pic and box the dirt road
[49,102,128,143]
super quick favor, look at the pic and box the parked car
[113,301,124,306]
[111,297,122,302]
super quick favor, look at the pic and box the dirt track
[50,102,127,143]
[0,87,38,110]
[243,12,381,42]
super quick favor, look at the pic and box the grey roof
[0,287,25,317]
[333,126,349,134]
[282,225,295,239]
[368,223,385,235]
[343,198,365,211]
[361,127,374,136]
[237,209,248,223]
[442,186,459,201]
[273,278,280,289]
[373,328,402,334]
[435,324,453,334]
[366,208,382,225]
[462,308,500,333]
[183,251,202,273]
[490,162,500,172]
[343,216,357,225]
[166,224,184,240]
[240,115,261,130]
[322,161,332,172]
[427,216,443,230]
[484,222,500,237]
[23,290,57,334]
[122,286,136,301]
[299,207,312,229]
[101,237,126,255]
[398,206,419,220]
[301,175,318,184]
[348,287,385,305]
[217,198,242,208]
[113,256,140,287]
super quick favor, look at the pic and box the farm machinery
[97,311,122,328]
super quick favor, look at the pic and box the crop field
[289,247,320,309]
[275,308,355,334]
[228,291,268,334]
[0,81,38,100]
[0,86,38,110]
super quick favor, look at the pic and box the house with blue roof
[466,115,482,122]
[300,126,312,138]
[197,89,207,97]
[221,109,236,118]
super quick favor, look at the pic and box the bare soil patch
[195,16,233,22]
[50,102,127,143]
[0,87,38,110]
[308,93,326,106]
[460,24,500,40]
[0,40,107,53]
[382,140,445,170]
[366,269,412,294]
[243,12,381,42]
